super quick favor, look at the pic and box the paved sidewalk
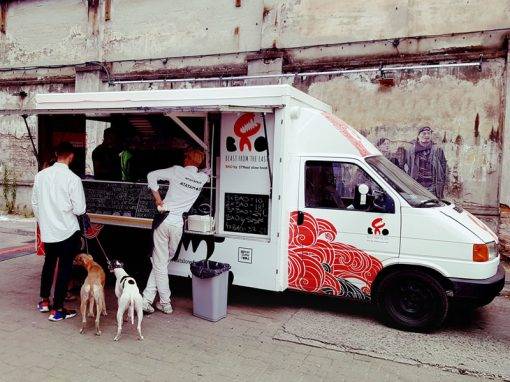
[0,215,35,250]
[0,215,508,381]
[0,215,36,262]
[0,254,499,382]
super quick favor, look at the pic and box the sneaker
[142,301,155,314]
[48,309,77,322]
[155,301,173,314]
[37,299,50,313]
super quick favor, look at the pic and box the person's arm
[31,176,39,221]
[70,176,86,216]
[147,167,174,207]
[151,189,164,207]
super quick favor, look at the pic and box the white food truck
[33,85,504,331]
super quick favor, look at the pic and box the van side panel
[287,210,383,299]
[281,108,392,300]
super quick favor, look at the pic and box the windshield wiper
[417,199,442,208]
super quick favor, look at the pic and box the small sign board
[238,247,253,264]
[223,192,269,235]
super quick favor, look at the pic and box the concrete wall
[1,0,94,67]
[0,82,73,182]
[268,0,510,48]
[2,0,510,67]
[1,0,510,252]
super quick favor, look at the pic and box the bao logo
[226,113,268,152]
[368,217,389,236]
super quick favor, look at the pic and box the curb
[0,227,34,237]
[0,243,35,262]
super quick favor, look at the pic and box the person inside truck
[92,128,122,181]
[119,136,142,182]
[306,162,344,209]
[142,148,210,314]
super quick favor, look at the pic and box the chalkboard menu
[83,180,212,219]
[224,193,269,235]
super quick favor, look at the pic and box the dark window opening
[305,160,394,214]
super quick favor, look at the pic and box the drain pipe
[21,114,40,168]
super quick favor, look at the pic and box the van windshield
[365,155,444,208]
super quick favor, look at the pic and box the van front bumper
[448,264,506,303]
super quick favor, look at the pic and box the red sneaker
[37,299,50,313]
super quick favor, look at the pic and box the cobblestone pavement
[0,252,507,382]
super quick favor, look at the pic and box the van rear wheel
[375,270,448,332]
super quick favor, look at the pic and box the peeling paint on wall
[0,0,93,67]
[269,0,510,49]
[0,2,7,35]
[0,115,38,182]
[2,1,509,68]
[0,83,73,191]
[0,0,509,254]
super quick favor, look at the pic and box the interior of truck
[34,111,223,280]
[37,113,220,181]
[36,111,223,233]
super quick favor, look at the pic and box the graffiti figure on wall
[375,138,405,170]
[404,126,448,199]
[372,127,448,199]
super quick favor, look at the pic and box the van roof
[33,85,331,115]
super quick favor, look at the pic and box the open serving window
[32,106,275,239]
[36,111,216,230]
[21,88,285,239]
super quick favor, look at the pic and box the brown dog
[73,253,107,336]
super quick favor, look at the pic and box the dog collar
[120,275,130,288]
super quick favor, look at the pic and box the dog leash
[80,215,113,269]
[83,233,113,269]
[95,237,112,269]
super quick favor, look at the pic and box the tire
[375,269,449,332]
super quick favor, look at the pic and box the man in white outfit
[143,149,209,314]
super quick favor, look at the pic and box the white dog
[110,261,144,341]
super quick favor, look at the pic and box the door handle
[297,211,304,226]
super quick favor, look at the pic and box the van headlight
[487,242,498,260]
[472,242,498,262]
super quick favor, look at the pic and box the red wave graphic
[288,211,382,297]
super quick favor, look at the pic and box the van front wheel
[375,270,448,332]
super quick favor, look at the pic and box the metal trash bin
[190,260,231,322]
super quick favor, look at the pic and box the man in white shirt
[32,142,86,321]
[142,149,209,314]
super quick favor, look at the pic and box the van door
[288,157,400,300]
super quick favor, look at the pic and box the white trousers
[143,220,182,305]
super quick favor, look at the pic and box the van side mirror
[353,184,394,213]
[357,184,369,206]
[353,184,372,211]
